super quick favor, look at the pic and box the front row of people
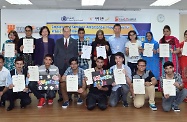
[0,52,187,112]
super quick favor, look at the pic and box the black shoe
[58,98,63,102]
[0,101,5,107]
[7,106,14,111]
[20,104,26,109]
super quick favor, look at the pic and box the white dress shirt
[0,66,12,87]
[64,37,70,47]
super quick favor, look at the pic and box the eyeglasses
[130,34,135,36]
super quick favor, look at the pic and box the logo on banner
[89,17,110,21]
[7,24,41,33]
[115,16,136,22]
[61,16,83,22]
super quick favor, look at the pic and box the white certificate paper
[129,43,139,57]
[96,46,107,59]
[159,44,170,57]
[163,79,176,96]
[84,68,95,85]
[143,43,154,57]
[12,75,25,92]
[81,45,92,59]
[28,66,39,81]
[114,69,126,84]
[66,75,78,92]
[182,42,187,56]
[133,79,145,94]
[23,39,34,53]
[4,43,15,57]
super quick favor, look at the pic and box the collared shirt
[77,39,89,66]
[108,35,127,54]
[132,70,155,82]
[110,64,132,91]
[160,72,183,91]
[0,67,12,87]
[39,65,59,75]
[64,37,70,46]
[64,67,85,86]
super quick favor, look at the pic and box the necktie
[65,39,68,48]
[46,69,50,74]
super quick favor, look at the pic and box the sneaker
[149,104,157,111]
[172,106,180,112]
[48,99,53,105]
[37,98,45,108]
[77,98,83,105]
[62,101,69,108]
[0,101,5,107]
[123,101,129,107]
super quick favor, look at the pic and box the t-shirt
[89,84,110,95]
[132,70,155,82]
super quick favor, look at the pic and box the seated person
[60,57,87,108]
[7,57,31,111]
[86,56,110,110]
[29,54,60,108]
[160,61,187,112]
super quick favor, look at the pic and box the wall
[179,11,187,41]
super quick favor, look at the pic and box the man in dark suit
[54,26,78,101]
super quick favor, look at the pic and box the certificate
[23,39,34,53]
[133,79,145,94]
[28,66,39,81]
[129,43,139,57]
[66,75,78,92]
[4,43,15,57]
[96,46,107,59]
[143,43,154,57]
[12,75,25,92]
[84,68,95,85]
[81,45,92,59]
[182,42,187,56]
[163,79,176,96]
[159,44,170,57]
[114,69,126,84]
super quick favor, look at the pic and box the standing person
[142,32,159,80]
[54,26,78,102]
[125,30,142,74]
[86,56,110,111]
[91,30,111,70]
[2,30,19,71]
[17,25,36,69]
[34,26,55,66]
[160,61,187,112]
[108,24,127,67]
[77,28,89,70]
[178,30,187,102]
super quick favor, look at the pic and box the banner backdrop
[47,22,151,43]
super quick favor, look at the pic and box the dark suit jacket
[54,37,78,69]
[34,37,55,65]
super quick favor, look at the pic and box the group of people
[0,23,186,112]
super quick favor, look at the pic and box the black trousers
[0,86,8,102]
[7,89,31,107]
[127,62,138,74]
[86,93,107,110]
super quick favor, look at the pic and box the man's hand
[164,94,170,99]
[78,88,84,94]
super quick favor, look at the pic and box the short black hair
[163,61,174,69]
[25,25,33,31]
[69,57,78,65]
[137,59,147,65]
[0,55,5,62]
[39,26,50,36]
[115,52,124,59]
[78,28,85,33]
[96,56,104,61]
[113,24,121,29]
[44,54,53,60]
[128,30,138,40]
[15,56,24,64]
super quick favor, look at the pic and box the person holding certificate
[17,25,36,69]
[132,59,157,111]
[6,57,31,111]
[91,30,111,70]
[2,30,19,71]
[160,61,187,112]
[60,57,87,108]
[86,56,110,110]
[125,30,142,74]
[109,52,132,107]
[178,30,187,102]
[29,54,60,108]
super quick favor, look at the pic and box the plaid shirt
[77,39,89,66]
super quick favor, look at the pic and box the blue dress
[142,34,159,80]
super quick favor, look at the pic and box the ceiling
[0,0,187,10]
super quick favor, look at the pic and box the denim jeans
[109,85,129,107]
[162,88,187,112]
[79,64,89,70]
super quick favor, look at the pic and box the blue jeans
[79,64,89,70]
[109,85,129,107]
[162,88,187,112]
